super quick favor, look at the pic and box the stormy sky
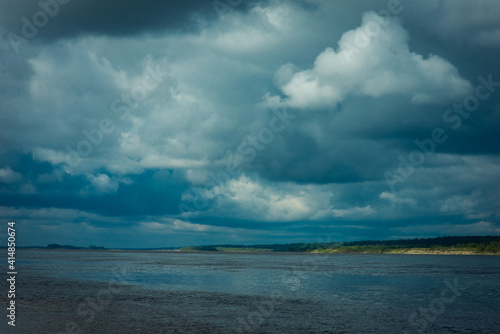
[1,0,499,248]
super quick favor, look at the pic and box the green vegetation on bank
[14,236,500,254]
[179,236,500,255]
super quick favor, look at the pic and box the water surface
[12,250,500,333]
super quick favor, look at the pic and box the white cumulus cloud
[267,11,472,109]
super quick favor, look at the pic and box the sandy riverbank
[311,248,498,255]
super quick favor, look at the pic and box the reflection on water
[16,250,500,333]
[18,250,500,298]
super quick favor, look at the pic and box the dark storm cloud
[0,152,188,217]
[0,0,261,42]
[1,0,500,247]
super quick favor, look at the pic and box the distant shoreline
[10,235,500,255]
[16,248,499,255]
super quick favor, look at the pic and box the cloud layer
[1,0,499,247]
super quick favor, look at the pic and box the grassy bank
[178,236,500,255]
